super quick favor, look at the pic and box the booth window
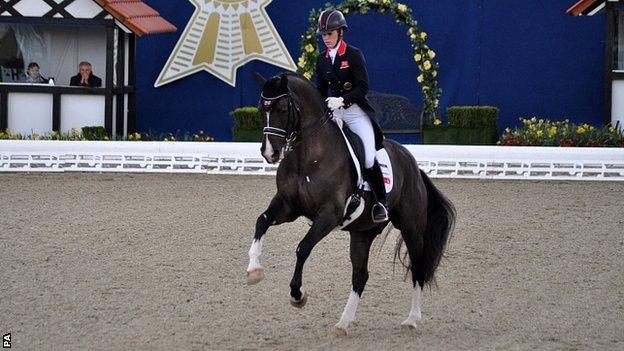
[0,24,106,85]
[618,12,624,71]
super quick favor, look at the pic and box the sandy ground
[0,173,623,350]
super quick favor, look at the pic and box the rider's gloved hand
[326,97,344,111]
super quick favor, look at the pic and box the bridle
[260,87,332,151]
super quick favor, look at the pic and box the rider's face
[322,30,340,49]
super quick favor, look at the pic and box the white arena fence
[0,141,623,181]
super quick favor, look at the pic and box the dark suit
[70,73,102,87]
[315,41,384,149]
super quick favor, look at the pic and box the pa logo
[2,333,10,348]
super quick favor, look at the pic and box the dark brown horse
[246,73,455,335]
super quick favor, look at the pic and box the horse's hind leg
[335,228,379,336]
[394,210,427,329]
[247,195,295,285]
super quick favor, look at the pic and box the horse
[246,72,456,335]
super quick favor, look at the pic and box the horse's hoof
[401,319,418,329]
[246,268,265,285]
[335,327,348,336]
[289,291,307,308]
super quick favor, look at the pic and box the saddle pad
[376,148,394,194]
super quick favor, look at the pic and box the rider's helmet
[317,9,348,35]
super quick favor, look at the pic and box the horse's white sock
[401,285,422,328]
[247,236,265,272]
[336,290,360,331]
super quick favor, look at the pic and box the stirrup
[372,202,389,223]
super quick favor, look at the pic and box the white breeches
[332,104,376,169]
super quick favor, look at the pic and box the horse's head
[258,74,301,164]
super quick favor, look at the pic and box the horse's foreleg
[289,210,339,307]
[247,196,292,285]
[335,229,377,335]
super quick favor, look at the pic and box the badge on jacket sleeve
[340,61,350,69]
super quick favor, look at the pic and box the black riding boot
[365,160,389,223]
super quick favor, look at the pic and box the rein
[260,91,332,151]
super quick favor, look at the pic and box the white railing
[0,141,623,181]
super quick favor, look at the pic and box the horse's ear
[279,74,288,89]
[252,70,266,87]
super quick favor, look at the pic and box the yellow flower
[536,130,543,137]
[410,34,416,40]
[433,118,442,126]
[433,99,439,108]
[423,60,432,70]
[432,70,437,77]
[420,32,427,40]
[303,71,312,80]
[408,27,416,35]
[304,44,314,53]
[383,0,390,4]
[417,74,424,83]
[397,3,407,12]
[549,126,557,138]
[297,56,307,68]
[368,0,377,3]
[343,8,349,13]
[427,50,436,59]
[576,126,586,134]
[609,126,615,133]
[103,136,109,141]
[414,53,422,62]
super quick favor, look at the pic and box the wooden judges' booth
[568,0,624,127]
[0,0,176,136]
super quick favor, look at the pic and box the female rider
[315,9,388,223]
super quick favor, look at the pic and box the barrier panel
[1,141,623,180]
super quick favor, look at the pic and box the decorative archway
[297,0,441,121]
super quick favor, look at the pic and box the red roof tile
[94,0,177,36]
[567,0,600,16]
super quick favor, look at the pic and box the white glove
[326,97,344,111]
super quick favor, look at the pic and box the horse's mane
[263,72,322,103]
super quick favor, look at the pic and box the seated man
[69,61,102,87]
[22,62,49,84]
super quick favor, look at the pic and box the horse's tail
[419,169,456,284]
[394,169,456,285]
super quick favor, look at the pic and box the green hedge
[231,106,262,142]
[423,125,499,145]
[447,106,499,128]
[81,126,107,140]
[231,107,262,129]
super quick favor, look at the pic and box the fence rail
[1,141,623,180]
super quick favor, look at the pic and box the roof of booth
[94,0,177,36]
[567,0,606,16]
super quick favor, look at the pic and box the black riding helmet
[317,9,348,35]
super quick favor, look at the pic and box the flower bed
[499,118,624,147]
[0,127,215,142]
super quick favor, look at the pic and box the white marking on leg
[335,290,360,332]
[247,236,265,272]
[401,285,422,328]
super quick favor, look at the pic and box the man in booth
[69,61,102,87]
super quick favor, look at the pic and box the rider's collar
[325,40,347,58]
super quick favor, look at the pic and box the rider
[315,9,388,223]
